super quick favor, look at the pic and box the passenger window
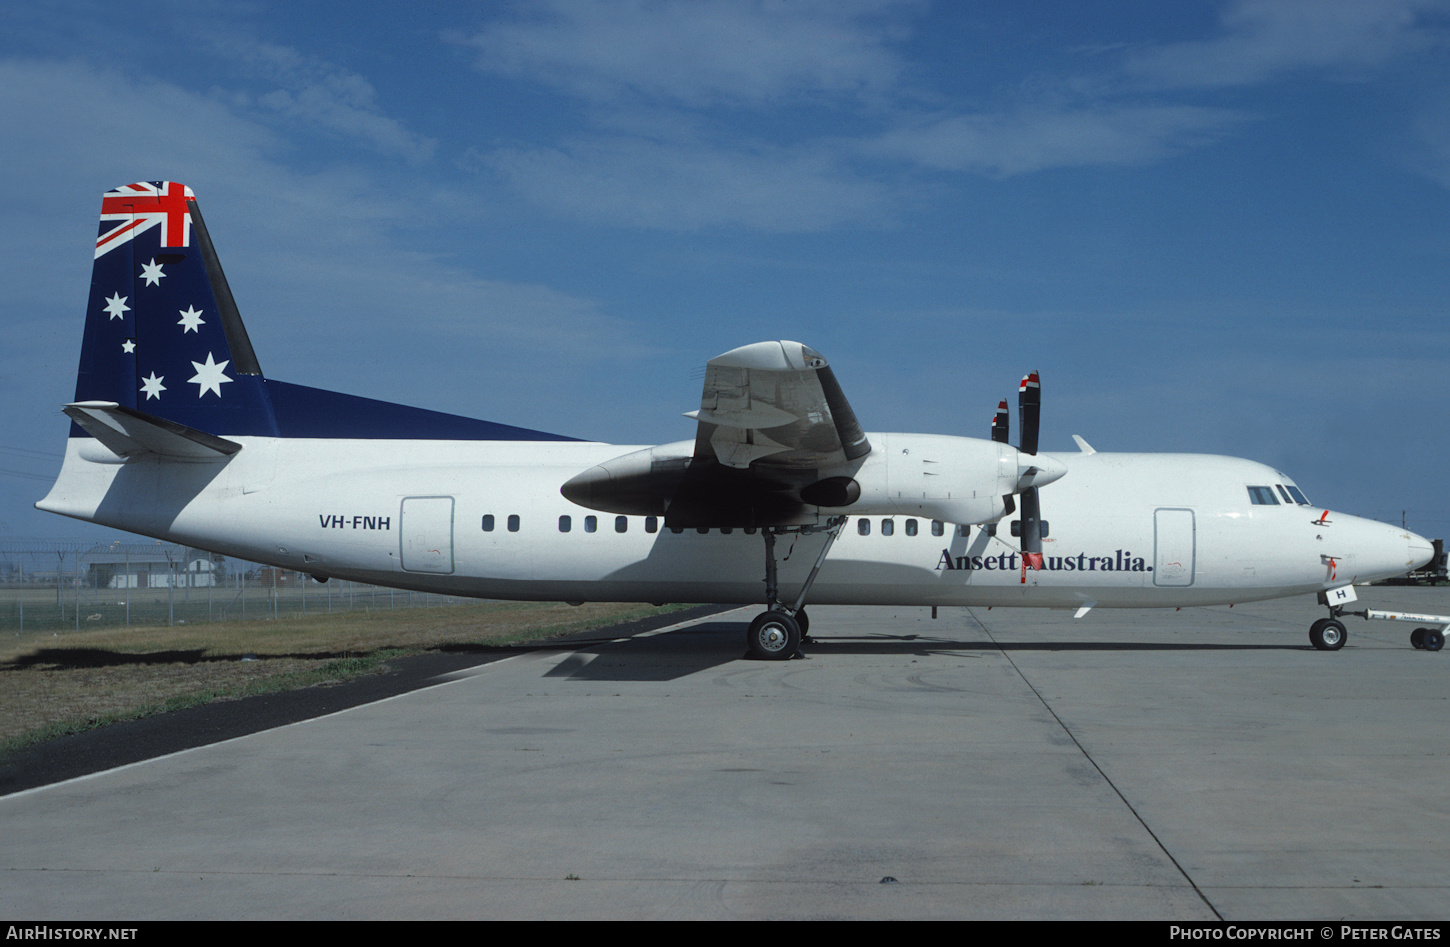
[959,524,971,538]
[1247,486,1279,505]
[646,516,658,533]
[696,527,710,534]
[931,521,944,537]
[559,515,571,533]
[721,527,733,534]
[905,519,918,536]
[744,527,757,534]
[482,514,494,532]
[858,518,871,536]
[670,527,684,534]
[881,519,894,536]
[507,514,520,532]
[585,515,597,532]
[616,515,628,533]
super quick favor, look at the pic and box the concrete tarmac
[3,586,1448,920]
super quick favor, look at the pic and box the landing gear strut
[745,516,845,660]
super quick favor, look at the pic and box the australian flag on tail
[75,180,278,437]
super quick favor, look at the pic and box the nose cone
[1408,530,1435,571]
[1342,516,1436,583]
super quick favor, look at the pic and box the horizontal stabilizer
[63,401,242,460]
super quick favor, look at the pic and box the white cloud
[456,0,912,107]
[203,37,436,164]
[865,104,1246,176]
[483,134,893,231]
[1123,0,1448,89]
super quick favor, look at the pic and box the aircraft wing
[687,341,870,470]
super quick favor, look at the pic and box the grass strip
[1,601,695,757]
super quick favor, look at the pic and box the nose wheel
[1309,617,1347,651]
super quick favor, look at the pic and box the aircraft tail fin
[76,182,278,437]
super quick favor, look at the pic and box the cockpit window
[1285,485,1310,505]
[1247,486,1280,505]
[1276,485,1293,504]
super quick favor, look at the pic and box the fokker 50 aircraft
[39,182,1435,659]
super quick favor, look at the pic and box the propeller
[990,399,1015,515]
[991,400,1009,444]
[1016,372,1045,573]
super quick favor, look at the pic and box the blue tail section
[77,182,277,436]
[75,182,576,442]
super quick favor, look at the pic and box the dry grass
[0,600,689,753]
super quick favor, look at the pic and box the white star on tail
[188,352,232,398]
[140,259,165,286]
[178,306,205,333]
[140,372,165,400]
[103,293,130,320]
[122,339,136,354]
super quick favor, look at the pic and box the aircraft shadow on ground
[520,621,1308,682]
[537,621,746,681]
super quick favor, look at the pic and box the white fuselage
[38,432,1431,611]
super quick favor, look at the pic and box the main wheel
[1424,629,1444,652]
[746,611,801,660]
[1310,618,1347,651]
[1411,628,1427,649]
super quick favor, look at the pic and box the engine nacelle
[817,433,1033,525]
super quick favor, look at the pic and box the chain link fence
[1,539,471,634]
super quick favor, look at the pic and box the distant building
[89,548,224,589]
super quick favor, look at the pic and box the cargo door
[400,496,455,574]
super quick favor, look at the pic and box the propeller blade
[1017,371,1044,574]
[1020,486,1043,572]
[991,400,1009,444]
[1017,371,1040,456]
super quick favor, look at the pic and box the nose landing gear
[1315,585,1447,652]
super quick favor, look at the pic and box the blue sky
[3,0,1449,541]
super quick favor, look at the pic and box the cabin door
[1153,508,1195,587]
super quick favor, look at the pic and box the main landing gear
[746,516,844,661]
